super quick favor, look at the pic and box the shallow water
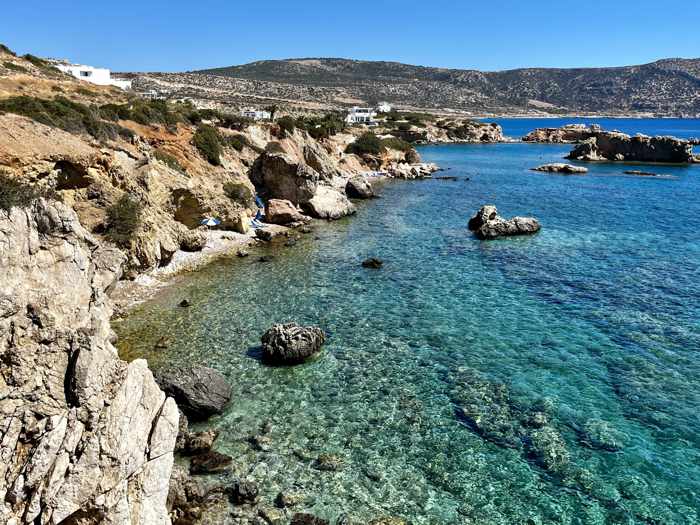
[116,124,700,524]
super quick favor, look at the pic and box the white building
[241,108,271,121]
[345,107,377,124]
[53,61,132,90]
[377,102,392,113]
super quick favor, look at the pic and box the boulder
[261,323,326,364]
[265,198,309,225]
[531,163,588,174]
[228,480,259,505]
[566,131,695,163]
[179,229,208,252]
[404,148,422,163]
[305,186,356,220]
[468,205,540,240]
[155,366,232,421]
[291,514,330,525]
[189,451,233,475]
[256,228,274,241]
[345,175,375,199]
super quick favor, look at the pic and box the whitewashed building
[53,61,132,90]
[345,107,377,124]
[241,108,271,121]
[377,102,392,113]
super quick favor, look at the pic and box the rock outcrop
[531,163,588,174]
[566,131,696,163]
[391,120,504,144]
[345,176,374,199]
[468,205,541,240]
[261,323,326,365]
[155,366,232,422]
[522,124,602,143]
[305,187,356,220]
[0,200,178,524]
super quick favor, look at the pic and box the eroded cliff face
[0,200,178,524]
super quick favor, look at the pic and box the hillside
[191,57,700,117]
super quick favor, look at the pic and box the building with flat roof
[345,107,377,124]
[53,61,131,90]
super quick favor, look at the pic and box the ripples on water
[116,129,700,523]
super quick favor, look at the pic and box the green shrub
[193,124,222,165]
[396,122,411,132]
[223,135,246,152]
[276,116,297,135]
[105,194,144,247]
[3,61,27,73]
[381,137,412,152]
[224,181,254,206]
[76,86,98,97]
[154,149,185,174]
[0,95,124,141]
[0,173,44,211]
[219,113,254,130]
[345,132,383,155]
[0,43,16,56]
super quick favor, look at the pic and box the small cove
[115,121,700,524]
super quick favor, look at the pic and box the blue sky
[2,0,699,72]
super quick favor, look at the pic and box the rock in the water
[362,257,383,269]
[261,323,326,364]
[237,249,250,257]
[305,186,356,220]
[155,366,232,421]
[468,205,540,240]
[183,429,219,455]
[624,170,659,176]
[228,480,259,505]
[256,228,274,241]
[313,453,345,471]
[189,451,233,475]
[345,175,374,199]
[566,131,695,163]
[265,198,309,225]
[582,419,629,452]
[154,336,172,349]
[531,163,588,174]
[291,513,330,525]
[259,255,275,263]
[275,490,306,508]
[180,229,208,252]
[523,124,602,143]
[179,298,192,307]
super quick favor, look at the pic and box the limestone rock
[468,205,541,240]
[531,163,588,174]
[0,199,177,524]
[155,366,232,421]
[179,229,208,252]
[346,176,374,199]
[523,124,602,143]
[265,198,309,225]
[305,186,356,220]
[566,131,695,163]
[261,323,326,365]
[189,451,233,475]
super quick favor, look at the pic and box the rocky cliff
[522,124,603,143]
[0,200,178,524]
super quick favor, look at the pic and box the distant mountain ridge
[195,57,700,116]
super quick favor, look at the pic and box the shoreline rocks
[566,131,696,163]
[261,323,326,365]
[531,163,588,174]
[523,124,602,143]
[346,175,375,199]
[265,198,310,225]
[362,257,384,269]
[468,205,541,240]
[155,365,232,421]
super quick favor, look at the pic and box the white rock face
[0,200,177,524]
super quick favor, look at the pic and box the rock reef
[261,323,326,365]
[531,163,588,174]
[523,124,602,143]
[566,131,697,163]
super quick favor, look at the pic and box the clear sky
[2,0,699,73]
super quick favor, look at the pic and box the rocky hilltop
[181,57,700,117]
[0,46,434,523]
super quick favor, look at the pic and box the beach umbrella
[200,217,221,227]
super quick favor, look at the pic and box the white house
[377,102,392,113]
[53,61,132,90]
[241,108,271,121]
[345,107,377,124]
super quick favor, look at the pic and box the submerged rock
[346,175,375,199]
[179,298,192,307]
[529,426,570,474]
[276,490,306,508]
[566,131,696,163]
[261,323,326,364]
[313,453,346,471]
[189,450,233,475]
[531,163,588,174]
[362,257,384,269]
[291,514,330,525]
[582,419,629,452]
[468,205,541,240]
[256,228,274,241]
[155,366,232,421]
[228,480,259,505]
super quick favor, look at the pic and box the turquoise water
[115,123,700,524]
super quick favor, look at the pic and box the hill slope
[195,57,700,116]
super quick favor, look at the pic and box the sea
[115,119,700,524]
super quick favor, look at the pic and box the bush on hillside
[276,116,297,135]
[105,194,144,247]
[3,61,27,73]
[381,137,412,152]
[0,173,46,211]
[154,149,186,174]
[0,95,130,141]
[0,44,16,56]
[193,124,222,165]
[345,132,383,155]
